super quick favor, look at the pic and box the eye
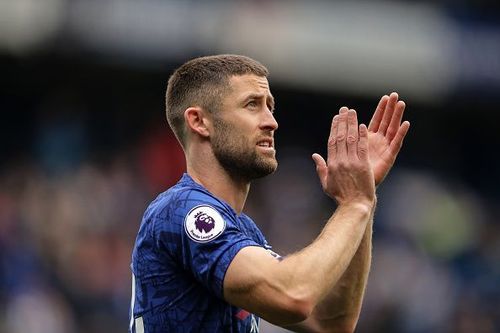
[246,100,258,108]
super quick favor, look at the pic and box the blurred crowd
[0,112,499,332]
[1,0,499,331]
[0,105,186,332]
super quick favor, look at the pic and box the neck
[186,149,250,215]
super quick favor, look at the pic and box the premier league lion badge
[184,205,226,243]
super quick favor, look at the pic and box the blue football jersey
[129,173,274,333]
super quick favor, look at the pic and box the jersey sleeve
[153,188,261,299]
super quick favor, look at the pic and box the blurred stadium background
[1,0,499,332]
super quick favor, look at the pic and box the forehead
[227,74,271,96]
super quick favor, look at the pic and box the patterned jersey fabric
[129,173,273,332]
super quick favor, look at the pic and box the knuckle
[358,163,370,173]
[327,138,336,147]
[350,160,361,169]
[361,162,370,171]
[327,160,337,170]
[327,162,339,174]
[336,133,346,141]
[337,161,348,170]
[346,135,357,144]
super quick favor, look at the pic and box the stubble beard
[212,117,278,183]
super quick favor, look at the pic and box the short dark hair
[166,54,269,147]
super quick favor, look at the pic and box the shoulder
[239,213,267,244]
[144,180,224,220]
[145,183,236,237]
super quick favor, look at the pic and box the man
[129,54,410,332]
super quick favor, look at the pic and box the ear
[184,107,211,138]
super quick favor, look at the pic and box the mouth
[256,138,275,152]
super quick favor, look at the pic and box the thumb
[312,153,326,168]
[312,153,327,187]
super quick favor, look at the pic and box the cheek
[227,124,253,146]
[214,117,255,149]
[239,130,255,149]
[230,114,258,133]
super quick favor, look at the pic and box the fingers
[386,100,406,141]
[327,114,340,161]
[334,107,348,160]
[378,92,398,135]
[389,120,410,156]
[330,107,362,162]
[368,95,389,132]
[347,109,359,159]
[358,124,369,161]
[327,106,367,166]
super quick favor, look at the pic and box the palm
[368,131,396,185]
[367,93,410,186]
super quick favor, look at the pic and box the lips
[256,138,274,148]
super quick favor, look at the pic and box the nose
[260,109,279,132]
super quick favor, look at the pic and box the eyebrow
[244,93,276,111]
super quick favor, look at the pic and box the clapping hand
[367,93,410,186]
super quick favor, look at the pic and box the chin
[255,160,278,178]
